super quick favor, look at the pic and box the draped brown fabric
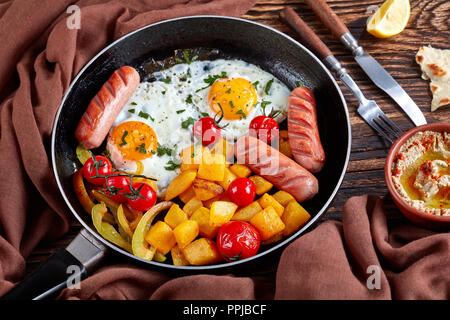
[1,0,449,300]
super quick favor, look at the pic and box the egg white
[108,59,290,197]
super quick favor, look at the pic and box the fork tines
[358,104,403,144]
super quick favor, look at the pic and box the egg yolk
[110,121,157,161]
[208,78,257,120]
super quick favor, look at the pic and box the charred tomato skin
[216,221,261,262]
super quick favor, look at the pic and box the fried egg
[107,58,290,197]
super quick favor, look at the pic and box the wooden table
[25,0,450,274]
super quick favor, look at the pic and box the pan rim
[51,15,351,270]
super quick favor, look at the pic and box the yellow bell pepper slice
[91,189,142,230]
[92,203,131,252]
[117,204,134,240]
[153,252,167,263]
[76,144,91,165]
[132,201,173,260]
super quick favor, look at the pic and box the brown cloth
[1,0,449,300]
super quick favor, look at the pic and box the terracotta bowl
[385,122,450,229]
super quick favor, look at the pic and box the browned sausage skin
[288,86,326,173]
[235,135,318,202]
[75,66,140,149]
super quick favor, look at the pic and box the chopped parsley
[156,144,172,157]
[181,117,196,129]
[253,81,259,88]
[295,80,303,87]
[130,102,137,105]
[229,101,235,109]
[162,77,171,84]
[162,91,166,95]
[137,111,154,121]
[165,160,181,171]
[176,109,186,114]
[135,143,147,154]
[235,109,247,119]
[119,130,128,146]
[264,79,274,95]
[185,94,193,104]
[138,111,149,119]
[128,108,135,114]
[195,72,227,92]
[200,112,210,117]
[260,101,272,109]
[226,88,231,94]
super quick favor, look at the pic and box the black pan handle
[1,248,86,300]
[1,229,107,300]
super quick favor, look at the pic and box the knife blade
[342,34,427,126]
[303,0,427,127]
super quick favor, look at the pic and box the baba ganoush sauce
[393,130,449,214]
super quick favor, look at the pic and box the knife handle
[303,0,349,39]
[280,8,332,60]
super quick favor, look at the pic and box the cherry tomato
[228,177,256,207]
[193,117,221,146]
[82,155,113,186]
[126,182,157,212]
[249,115,279,144]
[105,175,131,203]
[216,221,261,262]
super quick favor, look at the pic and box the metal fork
[324,56,404,144]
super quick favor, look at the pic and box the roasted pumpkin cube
[279,130,292,158]
[232,201,262,221]
[190,207,219,239]
[261,231,283,245]
[179,185,196,203]
[180,144,208,171]
[229,163,252,178]
[250,206,285,241]
[210,201,238,227]
[173,220,199,249]
[145,221,176,255]
[198,152,226,181]
[249,175,273,195]
[203,195,221,209]
[164,204,188,229]
[182,238,222,265]
[193,178,224,201]
[282,201,311,236]
[171,245,190,266]
[218,167,237,190]
[183,197,203,217]
[273,190,296,207]
[211,138,234,163]
[259,193,284,217]
[165,169,197,201]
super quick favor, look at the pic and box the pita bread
[415,46,450,111]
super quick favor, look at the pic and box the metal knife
[303,0,427,126]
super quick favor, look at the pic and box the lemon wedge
[367,0,410,38]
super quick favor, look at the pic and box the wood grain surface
[25,0,449,273]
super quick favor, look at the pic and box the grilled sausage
[287,87,325,173]
[75,66,140,149]
[235,136,318,202]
